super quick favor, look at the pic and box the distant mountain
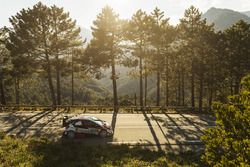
[202,7,250,30]
[79,27,92,42]
[242,11,250,17]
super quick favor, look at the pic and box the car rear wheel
[99,130,107,138]
[67,130,75,139]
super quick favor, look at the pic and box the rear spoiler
[62,116,69,127]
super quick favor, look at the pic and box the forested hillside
[242,11,250,17]
[202,7,250,30]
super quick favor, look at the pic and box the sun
[105,0,132,17]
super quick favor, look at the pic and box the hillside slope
[202,7,250,30]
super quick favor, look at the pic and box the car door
[74,120,89,134]
[84,120,101,135]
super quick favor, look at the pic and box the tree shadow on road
[15,110,53,137]
[0,108,68,139]
[34,111,62,137]
[151,112,205,152]
[148,111,174,152]
[141,109,162,152]
[4,109,52,134]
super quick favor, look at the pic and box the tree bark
[208,87,213,109]
[198,74,203,112]
[230,74,234,95]
[156,48,161,106]
[0,76,6,105]
[139,50,143,108]
[175,87,178,105]
[191,71,195,108]
[56,55,61,105]
[110,33,118,113]
[156,70,160,106]
[234,77,240,94]
[54,17,61,106]
[71,53,74,106]
[165,56,169,106]
[134,93,137,106]
[178,72,181,106]
[181,70,185,106]
[42,21,56,106]
[45,54,56,106]
[14,76,20,106]
[144,71,147,106]
[111,57,118,112]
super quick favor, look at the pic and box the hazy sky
[1,0,250,29]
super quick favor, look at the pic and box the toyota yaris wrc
[62,115,113,139]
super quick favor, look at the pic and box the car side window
[74,120,84,128]
[83,120,98,128]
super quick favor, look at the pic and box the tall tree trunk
[165,56,169,106]
[191,71,195,108]
[42,22,56,106]
[0,76,6,105]
[181,70,185,106]
[71,53,74,106]
[198,74,203,112]
[111,61,118,111]
[156,49,161,106]
[56,55,61,105]
[139,51,143,108]
[53,16,61,106]
[144,71,147,106]
[45,54,56,106]
[156,70,160,106]
[111,57,118,112]
[110,34,118,113]
[175,86,178,105]
[208,87,213,109]
[230,74,234,95]
[14,76,20,106]
[134,93,137,106]
[234,77,240,94]
[178,72,181,106]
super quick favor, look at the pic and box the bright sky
[1,0,250,29]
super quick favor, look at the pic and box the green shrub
[201,74,250,166]
[0,133,202,166]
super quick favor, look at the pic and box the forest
[0,2,250,166]
[0,2,250,113]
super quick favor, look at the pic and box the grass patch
[0,134,203,167]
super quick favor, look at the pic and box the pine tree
[50,5,83,105]
[124,9,150,108]
[224,20,250,94]
[202,74,250,166]
[0,28,12,105]
[84,6,123,112]
[149,7,170,106]
[7,2,83,106]
[179,6,214,111]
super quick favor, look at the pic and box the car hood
[102,121,111,129]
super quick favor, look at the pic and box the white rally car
[63,115,113,139]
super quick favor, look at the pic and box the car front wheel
[99,130,107,138]
[67,130,75,139]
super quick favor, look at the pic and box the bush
[0,133,202,166]
[201,74,250,166]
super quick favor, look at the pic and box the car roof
[68,115,98,121]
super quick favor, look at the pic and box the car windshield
[90,116,101,121]
[90,117,104,126]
